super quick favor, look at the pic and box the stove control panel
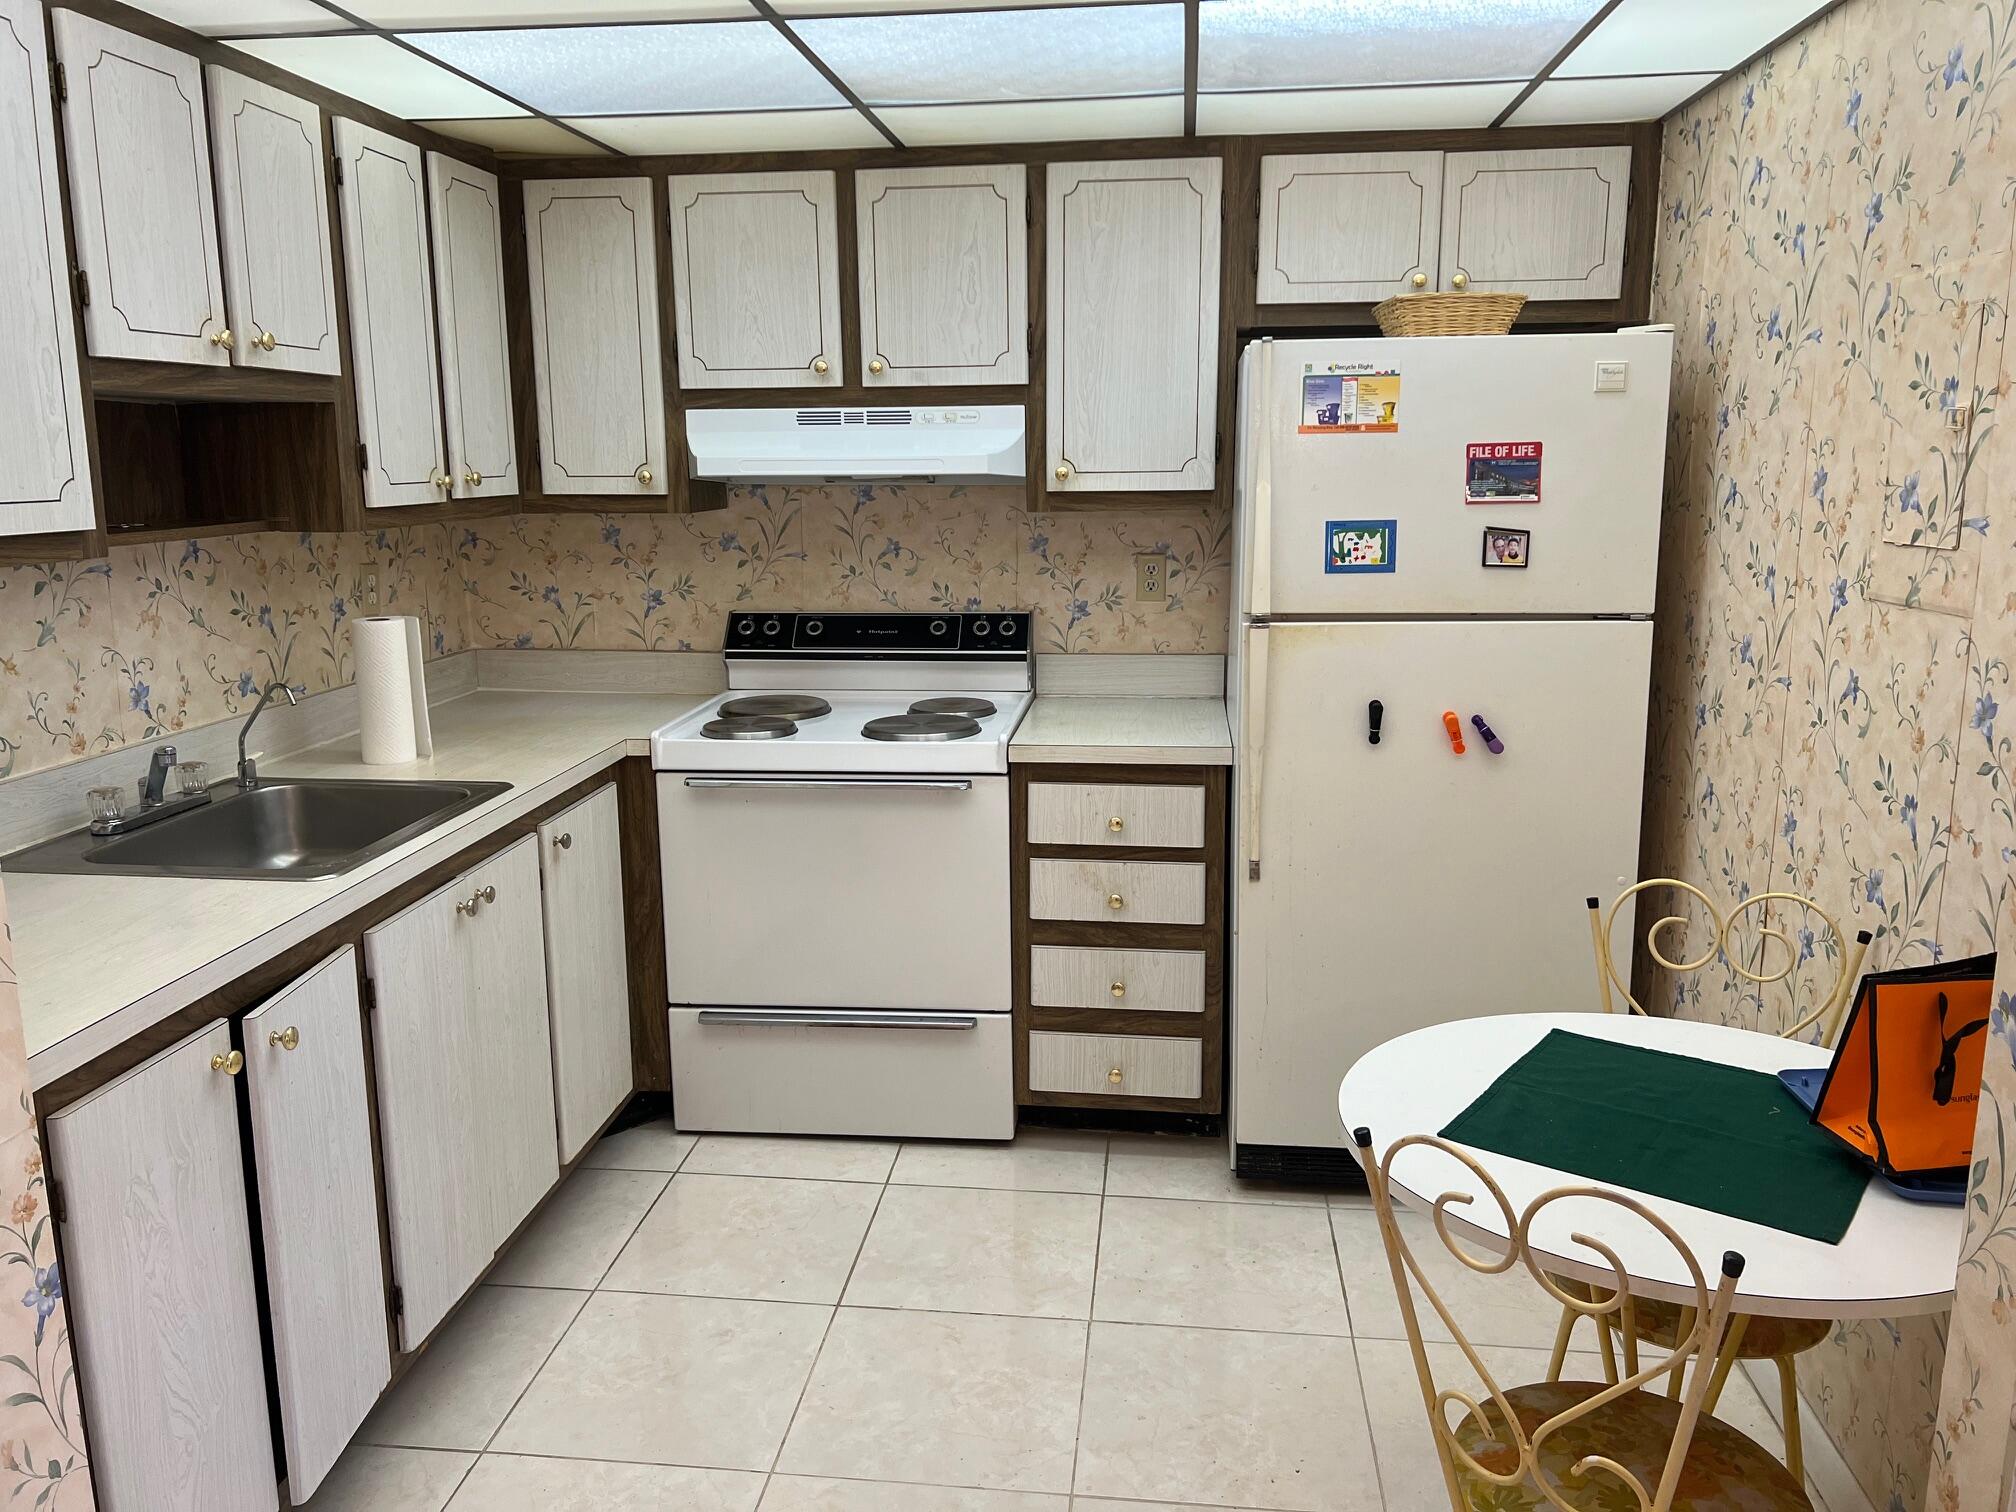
[725,611,1030,658]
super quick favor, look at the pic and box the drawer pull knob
[1107,1067,1124,1085]
[554,831,572,850]
[1107,893,1124,911]
[268,1025,299,1052]
[211,1049,244,1076]
[1110,980,1126,998]
[1108,816,1124,833]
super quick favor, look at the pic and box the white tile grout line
[1063,1137,1113,1501]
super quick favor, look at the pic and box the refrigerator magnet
[1299,366,1401,434]
[1326,520,1397,573]
[1482,526,1530,568]
[1464,441,1542,503]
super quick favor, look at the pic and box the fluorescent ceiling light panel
[1196,81,1520,132]
[772,0,1113,11]
[792,5,1185,104]
[572,111,889,153]
[407,21,842,115]
[1559,0,1829,76]
[124,0,342,36]
[1507,72,1718,124]
[877,96,1184,144]
[229,35,529,118]
[1199,0,1603,89]
[353,1,752,21]
[417,117,610,154]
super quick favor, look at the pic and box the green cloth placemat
[1438,1029,1870,1244]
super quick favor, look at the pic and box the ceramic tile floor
[305,1126,1822,1512]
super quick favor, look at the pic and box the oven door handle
[681,777,974,792]
[696,1009,980,1030]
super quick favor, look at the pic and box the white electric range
[651,610,1034,1140]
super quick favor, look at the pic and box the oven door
[659,773,1011,1011]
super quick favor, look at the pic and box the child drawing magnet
[1326,520,1397,574]
[1465,441,1542,503]
[1300,367,1401,434]
[1481,526,1530,568]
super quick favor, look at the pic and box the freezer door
[1243,332,1672,617]
[1230,619,1651,1152]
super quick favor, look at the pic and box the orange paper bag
[1813,952,1995,1180]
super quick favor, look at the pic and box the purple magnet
[1470,714,1504,755]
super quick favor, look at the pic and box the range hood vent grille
[795,409,917,427]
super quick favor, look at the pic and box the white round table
[1338,1013,1963,1319]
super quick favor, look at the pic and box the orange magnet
[1442,710,1466,754]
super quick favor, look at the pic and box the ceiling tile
[351,1,753,22]
[229,35,530,117]
[1197,81,1521,133]
[1507,72,1719,124]
[121,0,344,37]
[406,21,842,115]
[566,110,888,153]
[1199,0,1603,90]
[792,5,1184,104]
[416,116,611,155]
[1557,0,1830,77]
[877,96,1184,145]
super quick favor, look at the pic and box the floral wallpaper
[1648,0,2016,1506]
[0,883,89,1507]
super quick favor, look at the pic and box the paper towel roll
[356,615,420,764]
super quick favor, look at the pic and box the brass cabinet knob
[1107,1067,1124,1085]
[1110,980,1126,999]
[210,327,234,349]
[477,884,496,905]
[1410,271,1428,289]
[456,897,478,916]
[268,1025,299,1051]
[1055,462,1072,482]
[254,328,276,351]
[1107,893,1124,911]
[636,465,654,486]
[553,831,572,850]
[868,358,885,375]
[432,471,452,491]
[812,356,829,375]
[211,1049,244,1076]
[463,467,483,487]
[1107,816,1124,833]
[1451,272,1469,290]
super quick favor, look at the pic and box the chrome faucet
[89,742,211,837]
[238,681,299,789]
[140,744,176,807]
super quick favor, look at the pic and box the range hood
[686,405,1025,484]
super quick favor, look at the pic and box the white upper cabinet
[1047,156,1221,494]
[856,163,1027,386]
[51,10,229,366]
[1439,146,1633,301]
[205,67,339,374]
[427,151,516,501]
[523,175,666,496]
[0,0,93,536]
[334,118,447,508]
[668,169,842,389]
[1257,151,1442,304]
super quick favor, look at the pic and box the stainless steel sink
[3,777,511,880]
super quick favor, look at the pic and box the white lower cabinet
[243,948,389,1503]
[366,835,558,1349]
[539,784,633,1163]
[48,1020,276,1512]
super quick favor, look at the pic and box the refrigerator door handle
[1244,621,1270,880]
[1248,341,1275,620]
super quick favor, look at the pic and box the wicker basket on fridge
[1372,290,1527,337]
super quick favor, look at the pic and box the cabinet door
[668,169,841,389]
[523,175,667,496]
[538,785,631,1163]
[0,0,93,536]
[1439,146,1632,301]
[48,1020,276,1512]
[1047,157,1221,493]
[50,10,228,365]
[427,151,517,501]
[333,118,446,508]
[857,163,1027,386]
[206,66,339,374]
[243,949,389,1504]
[1257,151,1441,304]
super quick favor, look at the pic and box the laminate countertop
[7,690,708,1091]
[1008,697,1233,766]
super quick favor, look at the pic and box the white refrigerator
[1228,330,1672,1173]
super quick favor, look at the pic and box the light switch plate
[1594,360,1629,393]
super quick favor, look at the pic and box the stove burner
[721,693,833,721]
[701,716,798,740]
[862,712,983,743]
[909,696,997,719]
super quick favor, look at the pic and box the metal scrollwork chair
[1545,880,1874,1485]
[1355,1127,1811,1511]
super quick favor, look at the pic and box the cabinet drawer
[1029,859,1206,925]
[1031,945,1205,1014]
[1028,781,1205,849]
[1029,1031,1202,1099]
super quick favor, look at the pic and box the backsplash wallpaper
[1648,0,2016,1505]
[0,489,1230,782]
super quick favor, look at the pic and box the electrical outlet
[1135,554,1167,603]
[363,573,380,612]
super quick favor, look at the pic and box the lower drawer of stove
[1028,1031,1203,1100]
[669,1007,1014,1139]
